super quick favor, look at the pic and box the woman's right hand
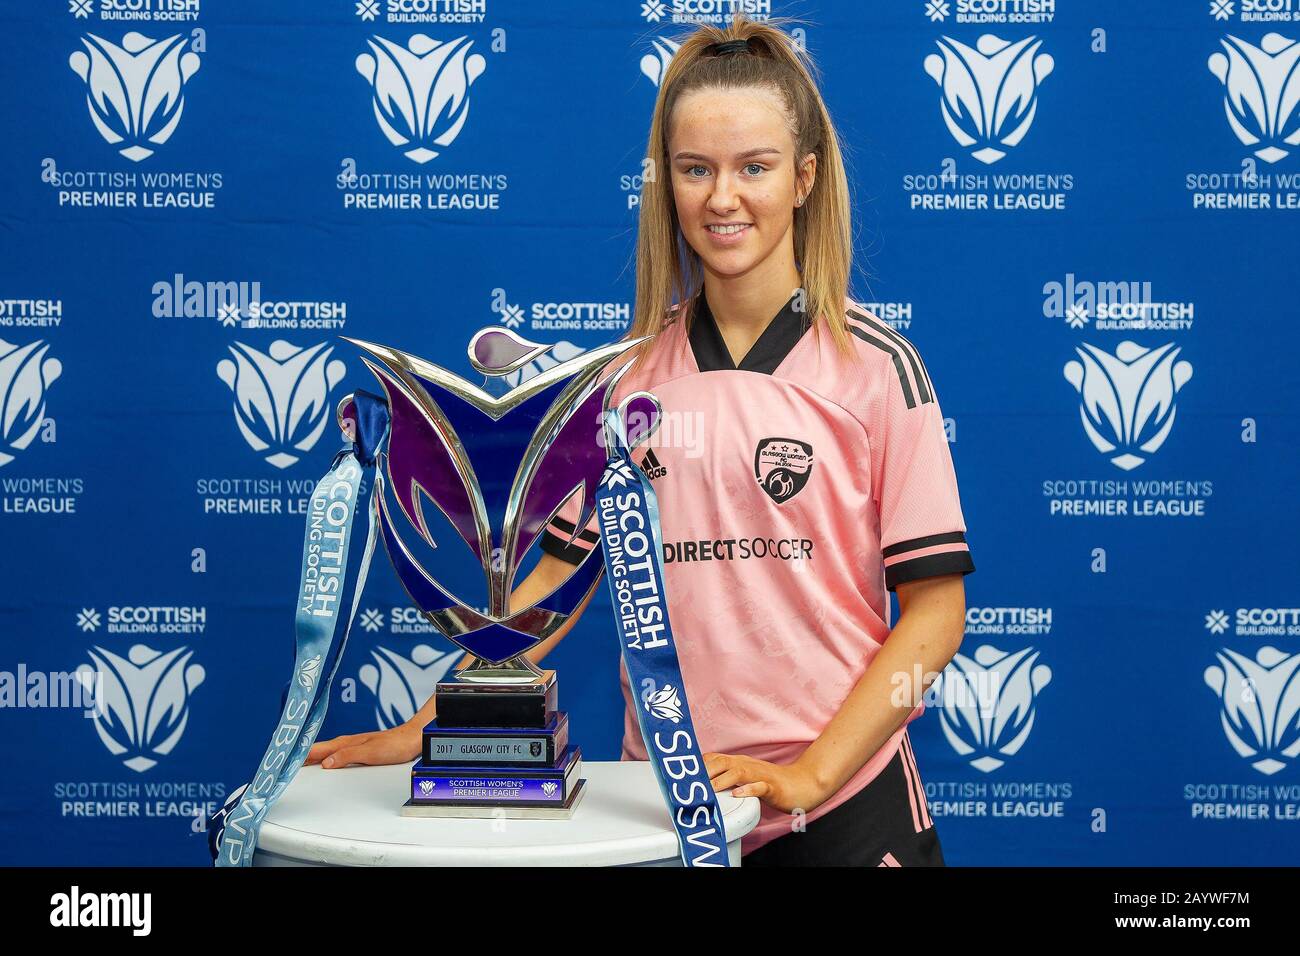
[307,721,422,769]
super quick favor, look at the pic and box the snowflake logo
[1065,304,1089,329]
[925,0,950,22]
[1205,610,1230,635]
[77,608,101,632]
[360,608,384,632]
[498,303,525,329]
[641,1,667,22]
[218,300,242,328]
[69,0,93,18]
[1209,1,1234,21]
[602,459,638,489]
[356,0,380,22]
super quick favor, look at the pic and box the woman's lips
[704,223,752,245]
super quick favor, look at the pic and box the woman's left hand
[703,752,829,814]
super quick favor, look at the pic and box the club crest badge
[754,437,813,504]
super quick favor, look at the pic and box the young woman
[309,15,973,867]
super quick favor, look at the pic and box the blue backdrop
[2,0,1298,866]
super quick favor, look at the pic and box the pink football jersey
[539,290,974,854]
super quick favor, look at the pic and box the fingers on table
[316,734,377,768]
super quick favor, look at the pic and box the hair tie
[708,38,751,57]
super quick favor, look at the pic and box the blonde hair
[631,13,855,356]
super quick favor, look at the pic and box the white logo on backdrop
[355,34,486,163]
[1205,646,1300,776]
[491,290,525,329]
[923,34,1054,164]
[1063,341,1193,471]
[0,339,62,468]
[359,644,459,730]
[641,36,680,87]
[77,644,206,773]
[1205,610,1230,635]
[69,32,201,162]
[935,644,1052,773]
[216,340,346,469]
[925,0,950,22]
[1208,33,1300,164]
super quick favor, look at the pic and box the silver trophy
[335,328,646,817]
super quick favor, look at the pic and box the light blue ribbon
[595,404,731,867]
[214,446,382,867]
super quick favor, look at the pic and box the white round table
[254,760,761,867]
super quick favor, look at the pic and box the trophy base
[399,778,587,820]
[435,669,557,729]
[410,666,581,818]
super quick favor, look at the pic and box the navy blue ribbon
[595,403,731,866]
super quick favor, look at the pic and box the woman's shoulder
[599,307,692,402]
[840,296,931,366]
[834,296,939,418]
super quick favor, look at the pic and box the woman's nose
[707,175,740,213]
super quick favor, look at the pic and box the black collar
[688,289,812,374]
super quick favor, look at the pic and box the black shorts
[742,733,945,867]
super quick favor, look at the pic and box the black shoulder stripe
[849,306,934,400]
[880,317,934,401]
[847,323,917,409]
[847,308,933,405]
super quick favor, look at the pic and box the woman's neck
[701,260,803,366]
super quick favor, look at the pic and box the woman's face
[667,86,815,281]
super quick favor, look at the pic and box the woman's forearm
[796,575,966,799]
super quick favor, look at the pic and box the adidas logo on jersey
[640,448,667,481]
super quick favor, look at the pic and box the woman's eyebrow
[672,147,783,161]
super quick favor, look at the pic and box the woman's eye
[686,164,708,177]
[744,163,766,175]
